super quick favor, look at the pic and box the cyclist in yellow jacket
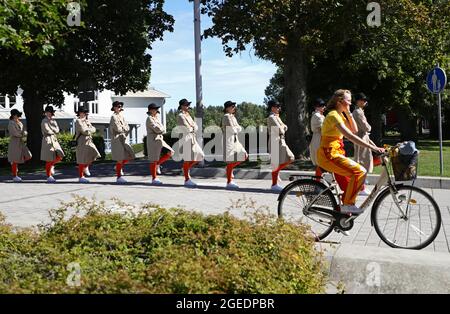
[317,90,384,214]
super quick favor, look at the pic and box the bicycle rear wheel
[278,179,337,240]
[372,185,441,249]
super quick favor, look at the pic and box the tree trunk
[22,89,44,163]
[283,40,308,158]
[368,104,382,145]
[397,106,418,142]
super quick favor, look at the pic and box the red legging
[183,161,199,181]
[115,160,129,177]
[11,163,18,177]
[272,160,293,186]
[150,153,173,180]
[78,164,88,178]
[45,155,63,177]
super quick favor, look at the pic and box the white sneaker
[47,176,56,183]
[12,176,22,183]
[184,179,197,187]
[358,188,371,196]
[152,178,163,185]
[84,167,91,177]
[340,205,364,214]
[78,177,90,183]
[50,166,55,176]
[226,181,239,189]
[157,166,161,175]
[116,177,127,184]
[271,184,284,192]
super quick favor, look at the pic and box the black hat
[10,109,22,119]
[178,98,191,110]
[111,101,124,111]
[354,93,369,102]
[44,105,56,115]
[313,98,326,107]
[147,103,161,114]
[76,105,89,116]
[224,100,237,108]
[267,100,282,108]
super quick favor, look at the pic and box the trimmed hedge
[0,197,327,293]
[0,133,106,162]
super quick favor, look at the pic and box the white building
[0,87,170,151]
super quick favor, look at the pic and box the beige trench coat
[8,120,32,163]
[146,114,174,162]
[40,117,65,162]
[222,113,247,162]
[309,111,324,166]
[177,112,204,161]
[109,113,135,161]
[353,107,373,173]
[75,118,100,165]
[267,114,295,166]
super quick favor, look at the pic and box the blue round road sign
[427,67,447,94]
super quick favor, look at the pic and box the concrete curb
[318,243,450,294]
[190,167,450,189]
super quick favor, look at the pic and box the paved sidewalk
[1,160,449,253]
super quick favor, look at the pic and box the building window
[0,95,5,108]
[91,102,99,114]
[9,95,16,108]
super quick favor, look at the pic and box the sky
[149,0,277,112]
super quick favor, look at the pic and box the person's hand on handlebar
[370,144,385,154]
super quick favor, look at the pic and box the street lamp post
[193,0,204,165]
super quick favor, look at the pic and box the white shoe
[47,176,56,183]
[184,179,197,187]
[12,176,22,183]
[50,166,55,176]
[358,188,371,196]
[84,167,91,177]
[157,166,161,175]
[340,205,364,214]
[226,181,239,189]
[116,177,127,184]
[271,184,284,192]
[152,178,163,185]
[78,177,90,183]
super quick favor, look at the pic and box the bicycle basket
[391,147,418,181]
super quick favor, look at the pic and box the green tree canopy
[0,0,174,160]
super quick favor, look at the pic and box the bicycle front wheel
[372,185,441,249]
[278,179,337,241]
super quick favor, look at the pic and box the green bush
[56,133,106,163]
[0,197,327,293]
[0,137,8,158]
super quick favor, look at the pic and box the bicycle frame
[303,151,409,223]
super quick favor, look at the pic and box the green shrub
[0,197,327,293]
[56,133,106,163]
[0,137,8,158]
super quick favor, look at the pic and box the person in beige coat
[267,100,295,191]
[222,101,248,189]
[41,106,65,183]
[109,101,135,184]
[177,98,205,187]
[352,93,373,195]
[7,109,32,182]
[75,106,100,183]
[146,103,174,185]
[309,98,326,179]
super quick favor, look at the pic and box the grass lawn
[372,139,450,177]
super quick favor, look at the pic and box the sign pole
[437,91,444,176]
[194,0,204,166]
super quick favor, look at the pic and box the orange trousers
[317,147,367,205]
